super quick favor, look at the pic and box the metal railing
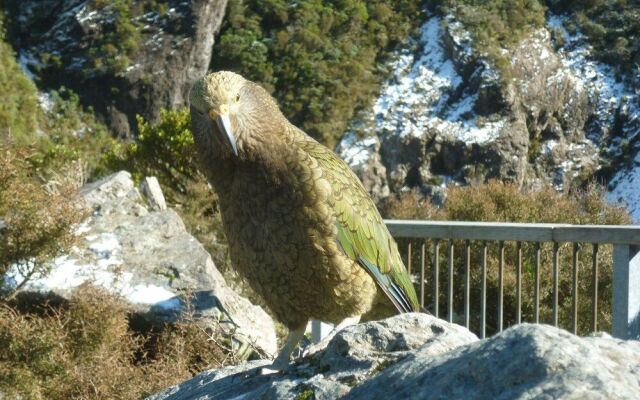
[385,220,640,340]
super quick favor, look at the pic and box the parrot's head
[189,71,282,158]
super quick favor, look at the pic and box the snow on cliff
[547,16,640,222]
[338,14,640,222]
[370,17,503,144]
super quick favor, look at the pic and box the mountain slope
[338,10,640,221]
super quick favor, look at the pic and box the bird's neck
[193,131,236,193]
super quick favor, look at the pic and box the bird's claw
[259,359,290,375]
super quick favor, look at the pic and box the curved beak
[210,105,238,157]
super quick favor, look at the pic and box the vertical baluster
[464,240,471,329]
[592,244,599,332]
[516,241,522,325]
[433,240,440,318]
[407,242,412,275]
[498,240,504,332]
[553,242,560,327]
[448,239,454,323]
[420,242,426,308]
[534,242,541,324]
[572,243,580,334]
[481,242,487,339]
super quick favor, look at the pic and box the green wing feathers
[301,137,420,313]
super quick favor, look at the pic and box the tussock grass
[0,285,235,400]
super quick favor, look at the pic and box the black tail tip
[419,306,432,315]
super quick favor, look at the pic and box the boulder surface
[148,313,640,400]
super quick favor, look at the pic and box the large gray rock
[8,0,227,137]
[5,171,277,357]
[146,313,478,400]
[148,315,640,400]
[348,324,640,400]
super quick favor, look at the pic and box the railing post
[612,244,640,339]
[311,320,333,343]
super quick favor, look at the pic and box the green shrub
[213,0,423,147]
[104,108,198,195]
[546,0,640,78]
[27,87,116,177]
[0,149,86,298]
[0,17,41,142]
[439,0,546,80]
[383,181,631,336]
[85,0,144,76]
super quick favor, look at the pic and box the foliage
[382,181,631,336]
[29,87,116,176]
[0,149,86,298]
[437,0,546,79]
[82,0,171,76]
[0,17,41,142]
[0,285,233,399]
[86,0,144,76]
[104,108,198,195]
[213,0,423,147]
[546,0,640,80]
[0,15,116,298]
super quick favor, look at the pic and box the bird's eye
[235,94,241,103]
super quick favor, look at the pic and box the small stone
[141,176,167,211]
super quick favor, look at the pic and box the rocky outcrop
[8,0,227,137]
[148,313,640,400]
[349,325,640,399]
[147,313,478,400]
[338,13,640,219]
[4,171,277,357]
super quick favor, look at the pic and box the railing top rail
[384,219,640,245]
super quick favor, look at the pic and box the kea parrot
[189,71,419,370]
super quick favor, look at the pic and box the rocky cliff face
[147,313,640,399]
[338,13,640,220]
[8,0,227,137]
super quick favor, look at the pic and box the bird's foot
[258,366,281,376]
[258,325,306,375]
[259,357,289,375]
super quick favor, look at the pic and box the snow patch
[3,231,181,310]
[336,133,378,169]
[18,52,39,80]
[339,16,504,170]
[547,15,637,138]
[548,15,640,221]
[126,284,178,306]
[371,17,503,144]
[37,92,55,112]
[369,17,504,144]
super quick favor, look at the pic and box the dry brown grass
[0,285,235,399]
[382,181,631,335]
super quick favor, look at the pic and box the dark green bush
[438,0,546,81]
[546,0,640,78]
[212,0,423,147]
[0,17,41,142]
